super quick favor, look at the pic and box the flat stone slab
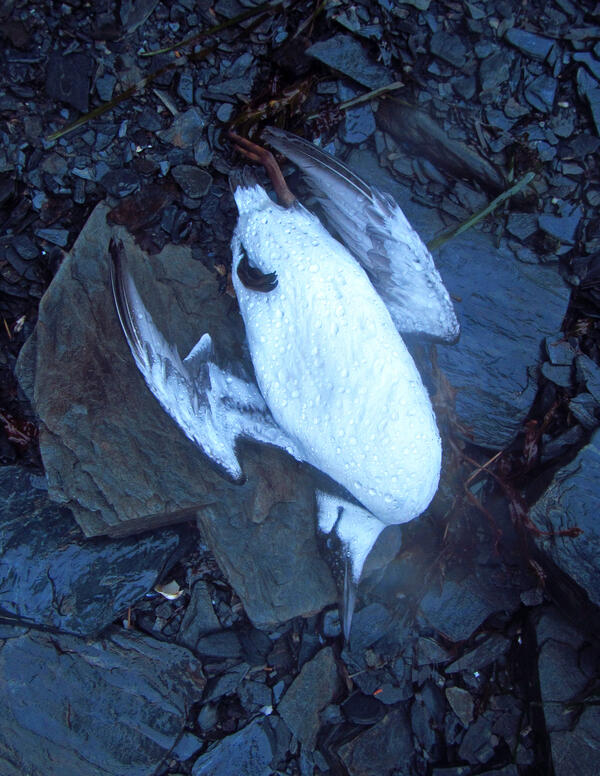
[0,466,190,636]
[0,628,205,776]
[17,202,336,630]
[530,428,600,607]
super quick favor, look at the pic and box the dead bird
[109,129,459,639]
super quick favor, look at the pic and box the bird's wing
[262,127,459,343]
[109,239,304,482]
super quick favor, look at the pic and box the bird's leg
[228,130,297,208]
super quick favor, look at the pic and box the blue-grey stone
[0,466,190,637]
[177,71,194,104]
[430,31,467,68]
[192,719,273,776]
[159,107,205,147]
[531,429,600,606]
[539,206,582,243]
[505,28,553,60]
[171,164,212,198]
[338,709,414,776]
[541,362,572,388]
[96,73,117,102]
[506,212,538,240]
[0,629,205,776]
[480,50,512,90]
[216,102,235,122]
[338,85,376,145]
[524,74,557,113]
[577,68,600,135]
[446,634,511,673]
[306,34,391,89]
[278,647,341,750]
[573,51,600,81]
[569,393,599,430]
[545,335,575,366]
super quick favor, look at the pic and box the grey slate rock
[539,206,582,243]
[100,169,141,198]
[446,686,474,726]
[306,34,391,89]
[534,608,600,776]
[278,646,341,751]
[216,103,235,122]
[16,203,336,630]
[530,429,600,606]
[171,164,212,198]
[348,149,569,449]
[192,719,273,776]
[203,662,250,702]
[505,29,553,61]
[573,51,600,82]
[569,392,599,429]
[416,636,452,665]
[195,629,242,659]
[541,362,572,388]
[338,84,376,145]
[446,634,511,673]
[337,708,413,776]
[172,731,203,761]
[177,71,194,104]
[348,602,392,653]
[524,74,557,113]
[0,629,205,776]
[0,466,189,636]
[35,227,69,246]
[545,335,576,366]
[96,73,117,102]
[418,575,520,643]
[506,212,538,240]
[576,354,600,402]
[177,581,221,650]
[46,51,93,112]
[480,50,512,91]
[159,107,206,147]
[430,31,467,68]
[576,68,600,135]
[550,706,600,776]
[458,712,495,764]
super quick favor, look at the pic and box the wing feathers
[263,127,459,343]
[109,239,304,481]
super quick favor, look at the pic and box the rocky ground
[1,0,600,775]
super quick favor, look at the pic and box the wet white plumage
[110,129,458,638]
[232,185,440,527]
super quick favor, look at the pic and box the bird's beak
[316,490,386,643]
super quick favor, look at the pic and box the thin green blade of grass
[140,0,283,57]
[46,46,214,142]
[306,81,404,121]
[427,171,536,251]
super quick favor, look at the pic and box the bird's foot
[228,130,296,208]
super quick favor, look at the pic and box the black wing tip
[108,237,140,354]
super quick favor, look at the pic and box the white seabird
[110,128,459,639]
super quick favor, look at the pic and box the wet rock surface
[0,628,205,776]
[1,0,600,774]
[0,465,193,636]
